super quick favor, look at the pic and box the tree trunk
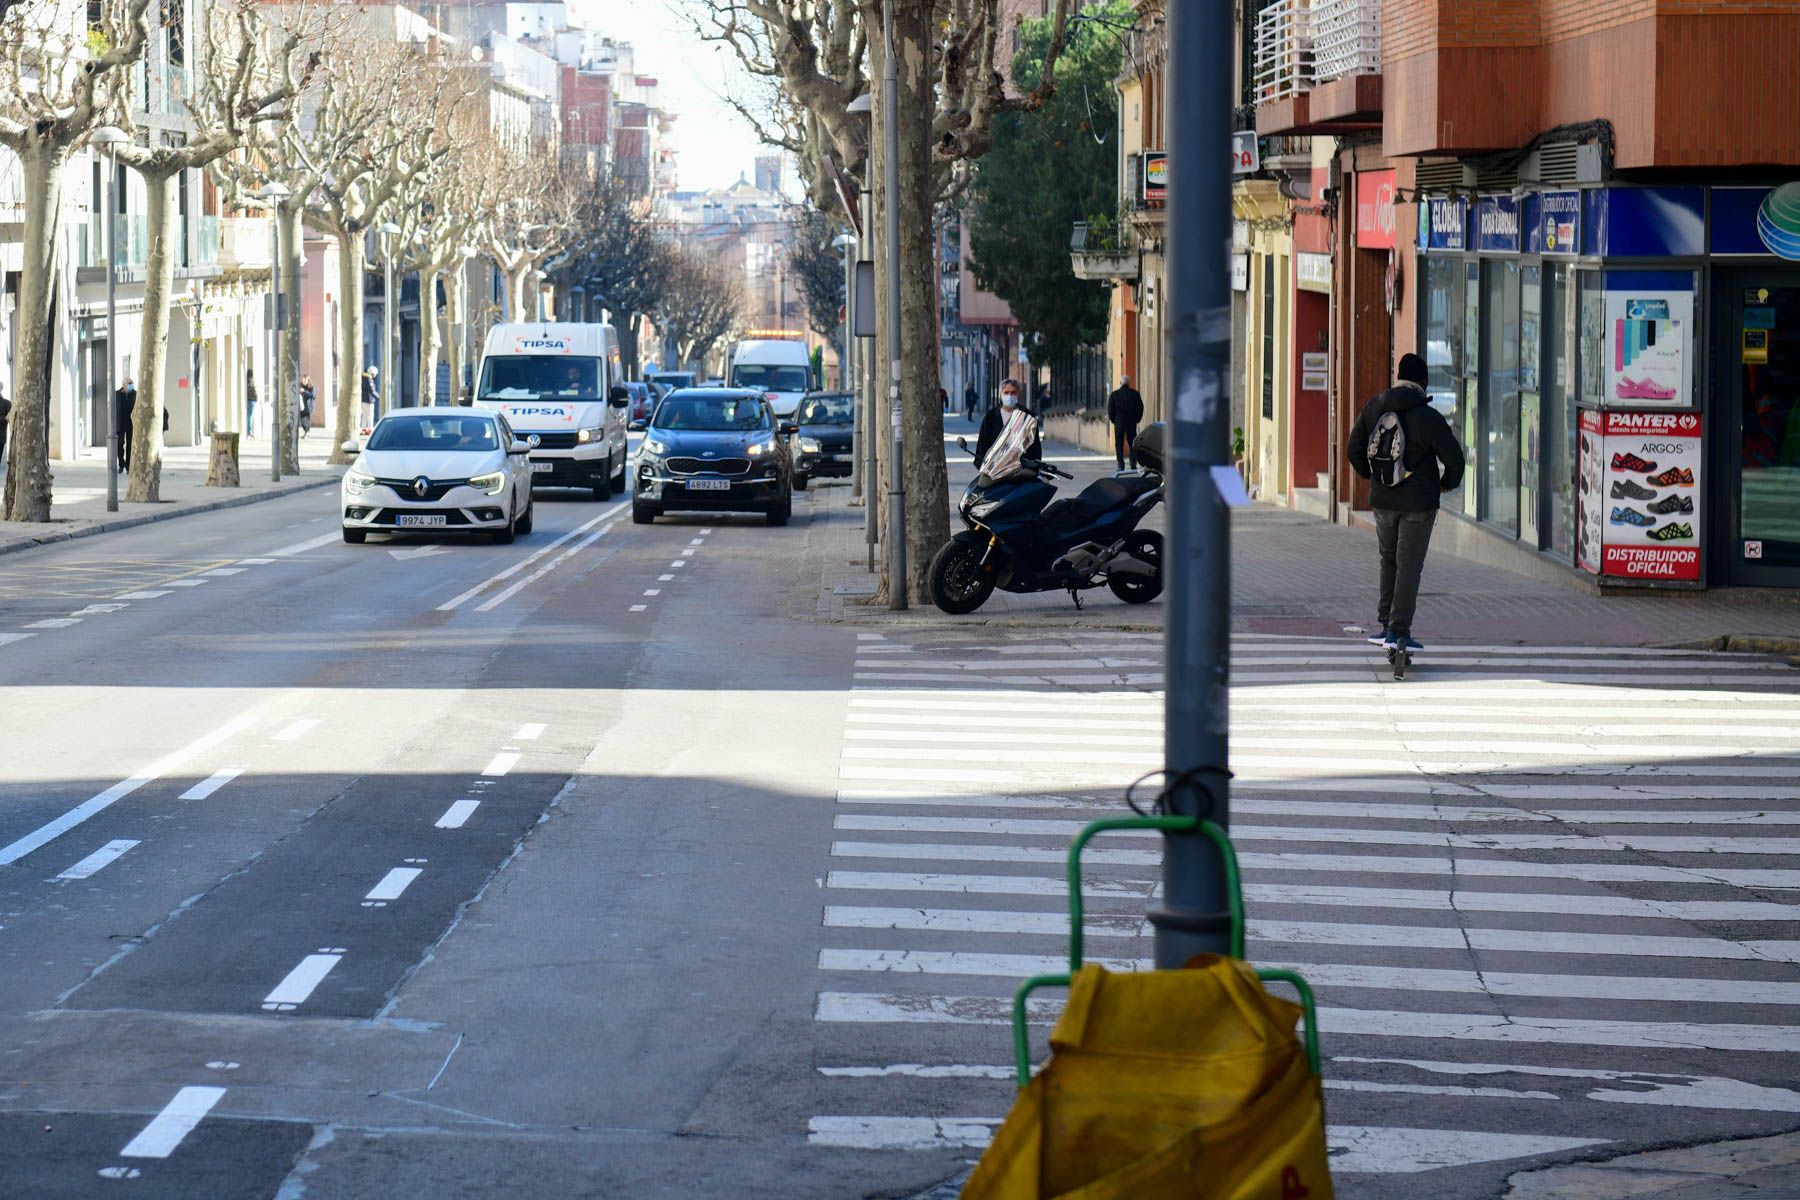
[418,266,441,406]
[2,141,69,522]
[126,168,176,502]
[445,268,464,406]
[619,312,640,379]
[278,201,303,473]
[506,264,531,322]
[329,228,364,462]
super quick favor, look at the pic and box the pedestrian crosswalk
[809,629,1800,1190]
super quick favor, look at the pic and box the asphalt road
[1,451,1797,1199]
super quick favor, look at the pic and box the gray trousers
[1374,508,1437,638]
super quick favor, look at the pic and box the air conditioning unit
[1413,160,1475,195]
[1524,143,1604,187]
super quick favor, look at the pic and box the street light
[880,1,906,610]
[531,268,547,322]
[377,221,401,417]
[258,181,292,482]
[91,125,127,512]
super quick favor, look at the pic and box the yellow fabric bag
[961,959,1333,1200]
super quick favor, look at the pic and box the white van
[727,339,812,419]
[473,323,631,499]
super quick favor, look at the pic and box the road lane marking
[680,548,695,556]
[435,800,480,828]
[669,561,685,568]
[273,718,320,741]
[201,567,246,576]
[514,723,545,740]
[265,532,341,557]
[700,528,713,534]
[481,751,520,777]
[362,867,422,906]
[438,502,626,611]
[119,1086,227,1158]
[56,839,140,880]
[474,518,622,612]
[71,603,129,615]
[115,591,170,600]
[1336,1058,1800,1113]
[162,579,208,588]
[236,558,276,565]
[24,618,81,629]
[0,714,257,867]
[262,950,344,1011]
[179,768,244,800]
[629,604,647,612]
[690,538,705,545]
[643,588,660,596]
[659,574,675,581]
[0,632,35,646]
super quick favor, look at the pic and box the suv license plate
[530,461,553,474]
[832,453,853,462]
[395,514,447,528]
[687,479,731,491]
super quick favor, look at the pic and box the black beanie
[1397,352,1429,386]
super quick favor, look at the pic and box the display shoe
[1612,452,1656,472]
[1617,376,1680,401]
[1649,521,1695,541]
[1648,465,1695,488]
[1610,505,1656,527]
[1611,479,1656,501]
[1647,493,1694,515]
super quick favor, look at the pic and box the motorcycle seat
[1040,475,1158,531]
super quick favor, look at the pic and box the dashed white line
[438,503,627,611]
[474,519,622,613]
[363,866,423,905]
[179,768,244,801]
[699,528,714,535]
[115,591,170,600]
[689,538,706,546]
[481,751,520,777]
[644,588,661,596]
[24,618,81,629]
[236,558,276,565]
[119,1086,227,1158]
[514,723,546,740]
[273,718,320,742]
[680,548,695,557]
[201,567,246,577]
[435,800,480,829]
[668,561,686,569]
[658,574,675,581]
[0,632,35,647]
[162,579,208,588]
[71,602,128,616]
[262,950,344,1011]
[629,604,648,612]
[265,532,342,557]
[56,839,140,880]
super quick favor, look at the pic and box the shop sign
[1711,184,1800,259]
[1296,251,1331,293]
[1419,197,1466,252]
[1583,187,1704,258]
[1141,151,1168,202]
[1355,170,1396,249]
[1231,132,1258,176]
[1475,195,1521,253]
[1231,252,1249,292]
[1577,409,1702,582]
[1534,190,1580,256]
[1605,282,1691,408]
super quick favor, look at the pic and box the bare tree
[558,169,669,377]
[108,0,309,500]
[654,248,743,375]
[389,120,484,406]
[482,145,578,322]
[0,0,155,521]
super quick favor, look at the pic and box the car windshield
[798,394,854,425]
[479,356,600,400]
[367,415,500,452]
[732,365,810,393]
[654,394,771,432]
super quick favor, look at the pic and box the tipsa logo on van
[513,338,571,353]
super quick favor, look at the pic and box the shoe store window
[1480,259,1522,536]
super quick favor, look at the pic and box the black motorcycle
[928,423,1167,614]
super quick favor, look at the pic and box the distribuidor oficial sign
[1578,410,1702,582]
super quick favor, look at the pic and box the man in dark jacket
[1346,352,1465,653]
[113,377,137,472]
[974,378,1040,470]
[0,385,11,471]
[1107,375,1144,469]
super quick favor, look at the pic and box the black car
[790,392,855,490]
[630,388,795,526]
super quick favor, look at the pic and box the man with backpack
[1346,352,1465,654]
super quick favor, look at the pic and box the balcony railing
[1311,0,1380,83]
[1254,0,1312,103]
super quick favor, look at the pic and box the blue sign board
[1583,187,1704,258]
[1420,198,1466,252]
[1712,184,1800,260]
[1474,195,1522,254]
[1528,190,1580,256]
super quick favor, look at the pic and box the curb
[1503,1127,1800,1199]
[0,475,340,559]
[1661,633,1800,657]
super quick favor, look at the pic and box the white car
[340,410,534,545]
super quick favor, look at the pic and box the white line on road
[273,718,320,742]
[23,618,81,629]
[668,561,685,568]
[179,768,244,801]
[643,588,660,596]
[514,723,546,740]
[119,1087,227,1158]
[659,574,675,581]
[236,557,276,565]
[481,751,520,777]
[201,567,246,576]
[265,532,342,558]
[690,538,705,545]
[436,502,627,611]
[435,800,480,829]
[0,632,35,646]
[114,591,170,600]
[630,604,647,612]
[71,603,128,615]
[700,528,713,534]
[56,839,140,881]
[363,867,422,904]
[162,579,208,588]
[0,714,258,867]
[474,517,623,613]
[680,548,695,557]
[262,951,343,1011]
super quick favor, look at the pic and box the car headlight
[797,437,822,454]
[345,469,377,496]
[745,440,775,457]
[576,425,603,444]
[643,438,668,456]
[468,471,506,496]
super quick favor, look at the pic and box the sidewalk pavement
[0,433,343,557]
[1503,1129,1800,1199]
[805,412,1800,649]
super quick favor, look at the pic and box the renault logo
[412,476,430,498]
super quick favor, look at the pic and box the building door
[1718,272,1800,586]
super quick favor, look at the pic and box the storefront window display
[1482,260,1522,535]
[1545,266,1578,560]
[1519,265,1543,548]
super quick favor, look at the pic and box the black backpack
[1366,409,1412,488]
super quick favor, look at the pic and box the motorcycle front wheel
[929,539,997,614]
[1107,529,1164,604]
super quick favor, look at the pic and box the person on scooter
[975,379,1040,472]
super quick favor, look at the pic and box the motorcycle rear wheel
[929,539,997,614]
[1107,530,1164,604]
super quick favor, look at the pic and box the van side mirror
[608,385,630,407]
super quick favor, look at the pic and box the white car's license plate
[686,479,731,491]
[530,461,553,474]
[395,514,447,528]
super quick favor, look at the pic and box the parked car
[629,389,795,526]
[341,410,534,545]
[790,391,855,490]
[624,381,656,423]
[645,370,695,395]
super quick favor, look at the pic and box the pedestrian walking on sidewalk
[1107,374,1144,470]
[113,376,137,472]
[963,383,978,421]
[360,368,379,431]
[298,375,315,437]
[1347,352,1465,653]
[245,366,258,438]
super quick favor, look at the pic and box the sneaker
[1365,628,1391,647]
[1610,505,1655,527]
[1648,466,1695,488]
[1647,493,1694,515]
[1611,452,1656,472]
[1617,376,1680,402]
[1610,479,1655,501]
[1393,635,1423,652]
[1649,521,1694,541]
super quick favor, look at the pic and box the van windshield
[732,364,810,393]
[480,356,601,401]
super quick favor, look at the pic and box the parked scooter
[928,423,1167,614]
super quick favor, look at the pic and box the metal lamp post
[832,231,859,498]
[259,182,291,482]
[881,0,906,610]
[377,221,400,417]
[458,244,479,404]
[91,125,127,511]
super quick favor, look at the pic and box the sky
[570,0,782,194]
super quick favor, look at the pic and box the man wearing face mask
[974,378,1041,470]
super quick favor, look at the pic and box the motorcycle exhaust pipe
[1108,554,1158,578]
